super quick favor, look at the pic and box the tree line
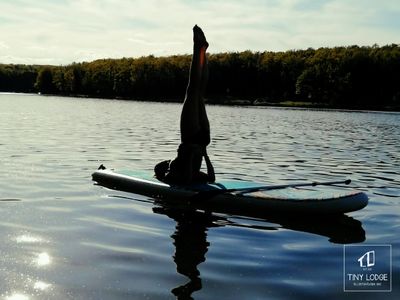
[1,44,400,110]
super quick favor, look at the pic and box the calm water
[0,93,399,300]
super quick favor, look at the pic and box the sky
[0,0,399,65]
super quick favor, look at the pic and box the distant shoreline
[2,92,399,113]
[209,99,400,112]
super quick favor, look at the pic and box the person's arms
[204,150,215,183]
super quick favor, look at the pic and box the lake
[0,93,399,299]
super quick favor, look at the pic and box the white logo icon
[358,250,375,267]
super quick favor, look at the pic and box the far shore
[2,91,399,112]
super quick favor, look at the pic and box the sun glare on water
[5,294,29,300]
[36,252,51,266]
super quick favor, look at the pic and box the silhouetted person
[154,25,215,184]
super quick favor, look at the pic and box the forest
[1,44,399,110]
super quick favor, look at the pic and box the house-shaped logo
[358,250,375,267]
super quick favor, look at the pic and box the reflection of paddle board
[152,206,366,244]
[92,167,368,215]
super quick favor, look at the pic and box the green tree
[35,67,55,94]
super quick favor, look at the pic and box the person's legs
[198,47,210,140]
[180,25,208,144]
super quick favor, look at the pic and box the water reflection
[6,233,52,298]
[5,294,29,300]
[153,205,365,299]
[255,213,365,244]
[15,234,43,244]
[33,281,51,291]
[153,207,219,300]
[36,252,51,266]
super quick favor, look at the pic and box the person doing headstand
[154,25,215,184]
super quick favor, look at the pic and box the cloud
[0,0,398,65]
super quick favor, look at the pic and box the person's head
[154,160,171,181]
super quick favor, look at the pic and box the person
[154,25,215,184]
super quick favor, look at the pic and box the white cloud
[0,0,398,65]
[0,41,10,49]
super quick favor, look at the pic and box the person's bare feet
[193,25,208,50]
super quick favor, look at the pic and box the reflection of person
[154,25,215,184]
[170,210,210,299]
[152,207,215,300]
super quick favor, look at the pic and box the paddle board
[92,167,368,215]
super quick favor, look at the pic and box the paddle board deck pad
[92,168,368,215]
